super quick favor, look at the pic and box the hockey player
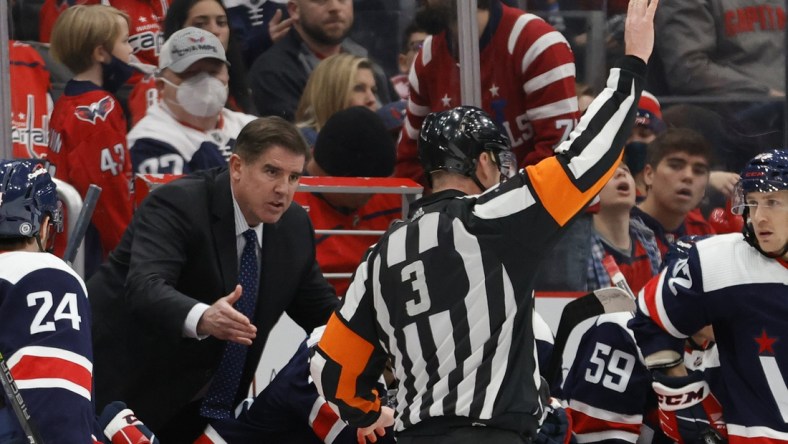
[395,0,580,189]
[563,234,723,444]
[630,148,788,443]
[0,160,156,444]
[46,5,135,274]
[311,0,657,441]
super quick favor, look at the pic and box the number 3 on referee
[402,260,431,316]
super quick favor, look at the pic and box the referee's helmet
[418,106,514,186]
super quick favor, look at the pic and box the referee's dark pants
[397,426,529,444]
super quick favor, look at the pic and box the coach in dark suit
[88,116,338,441]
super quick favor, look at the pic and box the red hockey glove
[98,401,159,444]
[652,370,727,444]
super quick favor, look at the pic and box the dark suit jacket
[88,167,338,436]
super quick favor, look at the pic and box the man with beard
[249,0,391,121]
[397,0,579,187]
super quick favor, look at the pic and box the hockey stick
[0,351,44,444]
[63,184,102,267]
[601,255,636,299]
[544,287,635,387]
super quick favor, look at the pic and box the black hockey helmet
[0,159,62,250]
[730,149,788,257]
[418,106,514,188]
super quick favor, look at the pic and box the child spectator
[587,164,661,294]
[46,5,135,276]
[10,41,53,159]
[390,21,426,101]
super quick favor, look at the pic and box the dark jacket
[88,167,338,437]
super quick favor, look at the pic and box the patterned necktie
[200,229,259,419]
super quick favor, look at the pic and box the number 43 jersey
[0,251,100,443]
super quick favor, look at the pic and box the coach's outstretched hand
[625,0,658,62]
[197,285,258,345]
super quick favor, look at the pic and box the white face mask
[163,72,228,117]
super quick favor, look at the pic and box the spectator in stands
[39,0,92,43]
[295,54,380,146]
[623,91,665,197]
[249,0,391,121]
[128,0,255,125]
[46,5,134,276]
[396,0,579,189]
[587,164,661,294]
[10,40,53,159]
[225,0,290,68]
[656,0,785,97]
[632,128,716,257]
[128,27,256,174]
[390,21,427,101]
[88,116,338,441]
[296,106,400,296]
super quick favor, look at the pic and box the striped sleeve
[510,13,580,166]
[311,255,389,429]
[526,56,645,227]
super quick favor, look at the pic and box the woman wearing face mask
[127,0,255,126]
[127,27,256,176]
[46,4,135,277]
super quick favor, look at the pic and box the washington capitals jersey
[312,56,645,436]
[101,0,168,77]
[0,252,101,444]
[129,102,256,174]
[47,80,133,258]
[294,193,403,296]
[632,233,788,443]
[10,41,53,159]
[396,0,579,187]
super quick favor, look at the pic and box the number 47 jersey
[0,251,101,443]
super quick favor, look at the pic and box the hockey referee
[311,0,659,442]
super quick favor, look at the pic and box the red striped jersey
[396,0,579,188]
[0,251,101,443]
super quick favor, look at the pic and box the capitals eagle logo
[74,96,115,124]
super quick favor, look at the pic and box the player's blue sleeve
[629,249,710,358]
[562,313,651,444]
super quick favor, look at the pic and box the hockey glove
[652,370,727,444]
[535,399,573,444]
[99,401,159,444]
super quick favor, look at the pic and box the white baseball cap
[158,27,229,73]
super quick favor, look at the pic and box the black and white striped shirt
[312,55,647,439]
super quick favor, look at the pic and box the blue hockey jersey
[0,252,101,443]
[563,311,721,444]
[631,233,788,443]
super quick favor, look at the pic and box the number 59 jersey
[0,251,100,443]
